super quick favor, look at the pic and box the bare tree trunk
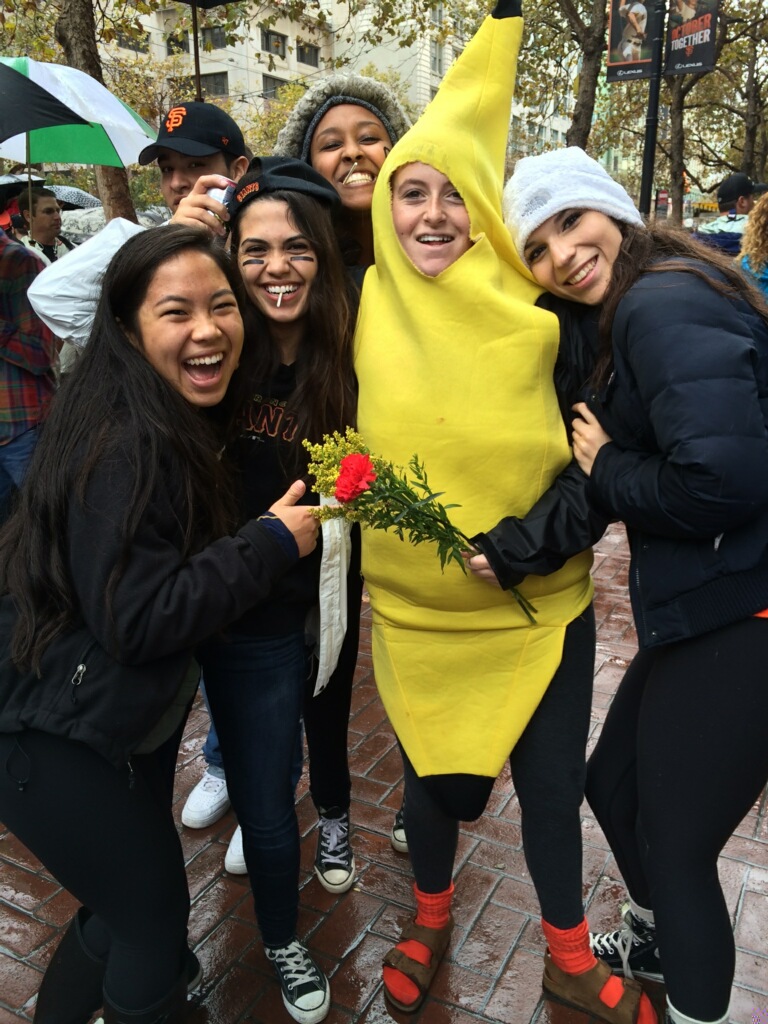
[55,0,138,223]
[561,0,607,149]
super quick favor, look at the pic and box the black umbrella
[0,61,89,143]
[176,1,229,102]
[0,173,46,214]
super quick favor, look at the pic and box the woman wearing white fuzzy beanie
[493,145,768,1024]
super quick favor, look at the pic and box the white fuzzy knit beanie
[503,147,644,261]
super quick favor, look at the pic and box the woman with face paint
[194,160,357,1024]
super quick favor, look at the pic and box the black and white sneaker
[266,939,330,1024]
[590,902,663,982]
[314,808,355,893]
[390,805,408,854]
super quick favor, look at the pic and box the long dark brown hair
[593,223,768,386]
[0,226,243,670]
[230,187,358,472]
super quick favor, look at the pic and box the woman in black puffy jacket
[481,147,768,1024]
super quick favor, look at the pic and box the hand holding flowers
[303,428,536,622]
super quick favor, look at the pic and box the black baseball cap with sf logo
[139,101,246,165]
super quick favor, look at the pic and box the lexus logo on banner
[664,0,719,76]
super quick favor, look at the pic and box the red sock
[542,919,657,1024]
[382,883,454,1007]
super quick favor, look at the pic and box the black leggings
[402,607,595,929]
[303,525,362,814]
[0,727,190,1010]
[586,617,768,1020]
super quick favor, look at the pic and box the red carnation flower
[334,453,377,503]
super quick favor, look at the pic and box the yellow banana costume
[354,11,593,778]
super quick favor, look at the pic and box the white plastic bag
[28,218,146,347]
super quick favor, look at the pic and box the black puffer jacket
[0,441,298,767]
[588,264,768,647]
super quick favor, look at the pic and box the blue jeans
[0,426,39,521]
[199,678,224,774]
[198,630,309,947]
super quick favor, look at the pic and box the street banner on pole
[607,0,665,82]
[664,0,719,76]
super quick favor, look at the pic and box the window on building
[263,74,288,99]
[613,155,620,173]
[430,40,444,76]
[261,29,287,59]
[202,26,227,50]
[551,129,559,145]
[200,72,229,97]
[117,31,149,53]
[166,31,189,55]
[431,3,444,25]
[297,42,320,67]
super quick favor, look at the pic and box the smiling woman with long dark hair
[501,146,768,1024]
[0,225,317,1024]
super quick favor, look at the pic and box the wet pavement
[1,524,767,1023]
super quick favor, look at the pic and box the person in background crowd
[275,70,412,854]
[16,188,75,265]
[25,104,254,865]
[0,226,317,1024]
[504,144,768,1024]
[0,224,57,524]
[274,73,411,275]
[694,171,767,255]
[739,189,768,296]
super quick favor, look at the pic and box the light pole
[638,0,667,216]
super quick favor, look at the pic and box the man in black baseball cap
[716,172,767,215]
[696,171,768,255]
[139,101,250,237]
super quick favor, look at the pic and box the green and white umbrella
[0,57,156,167]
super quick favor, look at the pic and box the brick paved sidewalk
[1,525,766,1023]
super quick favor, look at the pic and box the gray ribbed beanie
[273,74,411,164]
[503,147,644,261]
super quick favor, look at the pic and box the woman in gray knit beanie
[499,146,768,1024]
[274,75,411,268]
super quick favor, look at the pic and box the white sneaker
[225,825,247,874]
[181,769,230,829]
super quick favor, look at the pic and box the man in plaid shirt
[0,228,57,520]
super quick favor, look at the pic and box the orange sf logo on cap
[236,182,260,203]
[165,107,187,133]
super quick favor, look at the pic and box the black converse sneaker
[314,808,355,893]
[265,939,330,1024]
[590,902,663,981]
[390,805,408,853]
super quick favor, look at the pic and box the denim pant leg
[199,631,308,948]
[0,426,39,520]
[199,676,224,774]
